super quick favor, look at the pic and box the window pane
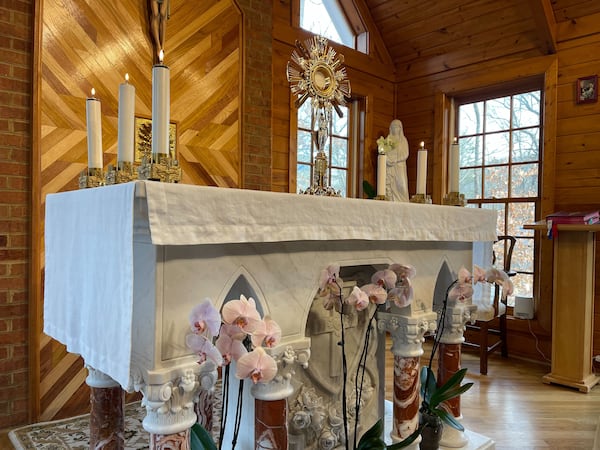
[459,136,483,167]
[298,100,312,129]
[508,202,535,236]
[513,91,540,128]
[297,164,311,193]
[330,168,347,197]
[512,128,539,163]
[482,203,505,235]
[300,0,355,48]
[512,237,534,272]
[460,167,482,199]
[484,132,509,164]
[297,130,313,163]
[484,166,508,198]
[330,136,348,167]
[332,106,348,136]
[512,273,533,298]
[459,101,483,135]
[511,164,538,197]
[485,96,511,132]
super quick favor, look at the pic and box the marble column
[436,303,476,448]
[251,373,294,450]
[86,366,125,450]
[140,366,216,450]
[378,310,437,448]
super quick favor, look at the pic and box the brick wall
[237,0,273,191]
[0,0,33,428]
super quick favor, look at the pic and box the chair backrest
[493,235,516,274]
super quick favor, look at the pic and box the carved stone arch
[216,266,268,317]
[432,257,456,313]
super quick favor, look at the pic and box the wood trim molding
[29,0,44,423]
[527,0,557,54]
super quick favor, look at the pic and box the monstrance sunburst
[287,36,351,196]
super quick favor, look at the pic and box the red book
[546,210,600,225]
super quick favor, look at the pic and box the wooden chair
[463,235,516,375]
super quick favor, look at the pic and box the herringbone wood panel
[37,0,241,421]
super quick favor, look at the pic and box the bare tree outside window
[458,90,542,303]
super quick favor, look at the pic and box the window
[299,0,367,53]
[296,100,351,196]
[457,89,542,301]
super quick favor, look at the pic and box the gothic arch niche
[433,259,456,313]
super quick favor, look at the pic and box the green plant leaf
[386,425,424,449]
[190,423,217,450]
[434,408,465,431]
[420,366,437,402]
[363,180,376,199]
[429,369,472,408]
[357,419,386,450]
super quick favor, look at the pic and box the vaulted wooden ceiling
[364,0,600,79]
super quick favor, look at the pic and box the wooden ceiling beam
[527,0,557,54]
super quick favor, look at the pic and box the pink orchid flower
[346,286,369,311]
[457,266,472,284]
[215,332,247,365]
[189,299,221,336]
[186,333,223,366]
[319,264,341,290]
[222,295,262,333]
[472,265,487,283]
[448,282,473,303]
[388,284,414,308]
[361,283,387,305]
[371,269,397,290]
[389,263,416,281]
[251,317,282,348]
[235,346,278,384]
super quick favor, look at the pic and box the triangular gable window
[299,0,367,53]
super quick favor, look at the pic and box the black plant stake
[335,280,350,450]
[218,365,230,450]
[353,308,377,450]
[230,378,244,449]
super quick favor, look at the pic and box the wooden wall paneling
[34,0,242,420]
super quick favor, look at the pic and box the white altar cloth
[44,181,496,389]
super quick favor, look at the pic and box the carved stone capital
[86,366,121,388]
[140,369,200,435]
[378,311,437,357]
[438,304,477,344]
[251,372,294,401]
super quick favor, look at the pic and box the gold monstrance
[287,36,351,196]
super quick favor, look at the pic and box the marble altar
[44,181,496,449]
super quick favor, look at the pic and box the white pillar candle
[449,137,460,193]
[377,153,386,196]
[86,88,103,169]
[117,73,136,163]
[416,141,427,195]
[152,50,170,156]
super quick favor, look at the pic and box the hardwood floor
[2,340,599,449]
[385,337,600,449]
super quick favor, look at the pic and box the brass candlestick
[410,193,432,204]
[78,168,104,189]
[443,191,466,206]
[137,153,182,183]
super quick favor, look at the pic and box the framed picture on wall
[134,116,177,162]
[576,75,598,104]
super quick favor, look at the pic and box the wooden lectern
[525,222,600,392]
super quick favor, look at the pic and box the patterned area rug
[8,402,148,450]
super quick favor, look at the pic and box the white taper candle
[86,88,103,169]
[416,141,427,195]
[377,153,386,197]
[449,137,460,193]
[117,74,136,163]
[152,50,170,156]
